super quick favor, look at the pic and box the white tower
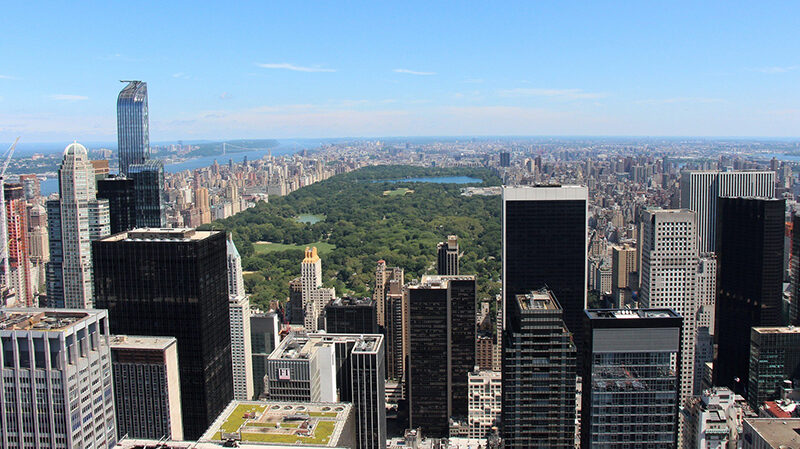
[227,236,254,400]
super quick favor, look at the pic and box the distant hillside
[189,139,280,157]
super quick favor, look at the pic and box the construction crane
[0,137,19,296]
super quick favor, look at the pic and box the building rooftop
[110,335,177,351]
[326,297,374,307]
[412,274,476,289]
[200,401,352,447]
[270,333,383,360]
[745,418,800,447]
[753,326,800,334]
[516,289,559,310]
[0,309,94,331]
[101,228,218,242]
[586,308,680,320]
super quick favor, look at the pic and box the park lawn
[383,187,414,196]
[253,241,336,255]
[219,404,268,434]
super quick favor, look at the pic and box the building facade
[3,184,32,306]
[300,247,335,332]
[97,176,137,235]
[437,235,459,275]
[748,327,800,409]
[128,160,165,228]
[467,369,501,439]
[227,236,254,401]
[250,309,279,399]
[325,297,378,334]
[117,81,150,176]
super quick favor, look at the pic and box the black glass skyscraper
[502,186,588,372]
[324,297,378,334]
[128,160,165,227]
[92,229,232,440]
[97,176,136,234]
[714,197,784,392]
[117,81,150,176]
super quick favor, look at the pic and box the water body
[295,214,325,224]
[757,154,800,162]
[375,176,483,184]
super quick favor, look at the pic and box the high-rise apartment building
[250,308,279,399]
[406,275,476,437]
[0,308,117,449]
[3,183,32,306]
[581,309,682,449]
[680,170,775,253]
[194,187,212,224]
[502,289,577,448]
[97,176,136,234]
[467,369,502,439]
[300,247,335,332]
[110,335,183,440]
[325,297,378,334]
[748,326,800,409]
[502,186,588,371]
[266,333,386,449]
[499,151,511,167]
[373,260,403,329]
[611,243,637,300]
[437,235,459,275]
[640,209,699,406]
[715,197,784,393]
[92,228,233,440]
[227,236,254,400]
[46,142,110,308]
[129,160,165,228]
[694,254,716,395]
[117,80,150,176]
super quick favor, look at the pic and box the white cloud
[48,94,89,101]
[256,63,336,73]
[464,78,484,83]
[636,97,725,105]
[220,92,231,100]
[498,88,608,99]
[751,65,798,74]
[393,69,436,76]
[0,75,18,80]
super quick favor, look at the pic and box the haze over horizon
[2,1,799,141]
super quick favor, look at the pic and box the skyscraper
[300,247,335,331]
[680,170,775,253]
[581,309,682,449]
[117,80,150,176]
[3,183,32,306]
[373,260,403,329]
[92,228,233,440]
[110,335,183,440]
[46,142,110,308]
[748,326,800,409]
[325,297,379,334]
[97,175,136,234]
[250,308,279,399]
[0,308,118,449]
[437,235,460,275]
[227,236,254,400]
[406,275,476,437]
[502,289,577,448]
[502,185,587,370]
[640,209,699,406]
[714,197,784,393]
[128,160,165,228]
[694,254,717,395]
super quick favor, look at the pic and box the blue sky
[1,1,799,142]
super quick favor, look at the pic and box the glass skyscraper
[128,160,165,227]
[117,81,150,176]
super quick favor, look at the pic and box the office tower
[287,277,304,325]
[226,236,254,400]
[110,335,183,440]
[325,297,378,334]
[27,204,48,295]
[582,309,682,449]
[683,387,754,449]
[0,308,117,448]
[129,160,165,227]
[680,170,775,253]
[742,418,800,449]
[437,235,460,275]
[748,326,800,409]
[194,187,212,224]
[715,197,784,393]
[502,186,587,371]
[467,369,502,439]
[502,289,577,448]
[3,184,32,306]
[267,333,386,449]
[45,142,110,308]
[300,247,335,332]
[199,401,356,448]
[385,283,407,383]
[406,275,476,437]
[373,260,403,328]
[640,209,699,406]
[18,174,40,201]
[117,80,150,176]
[97,175,136,234]
[250,308,279,399]
[93,228,233,439]
[694,254,717,395]
[499,151,511,167]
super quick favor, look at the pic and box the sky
[1,1,799,142]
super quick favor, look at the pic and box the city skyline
[2,2,800,141]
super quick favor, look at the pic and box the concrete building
[748,327,800,409]
[640,209,699,407]
[110,335,182,440]
[680,170,775,253]
[502,289,576,448]
[742,418,800,449]
[301,247,336,332]
[683,387,755,449]
[46,142,110,308]
[250,308,280,399]
[695,254,717,395]
[373,260,403,331]
[582,309,682,449]
[467,369,501,439]
[3,183,32,307]
[437,235,460,276]
[266,333,386,449]
[0,308,117,448]
[228,236,254,400]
